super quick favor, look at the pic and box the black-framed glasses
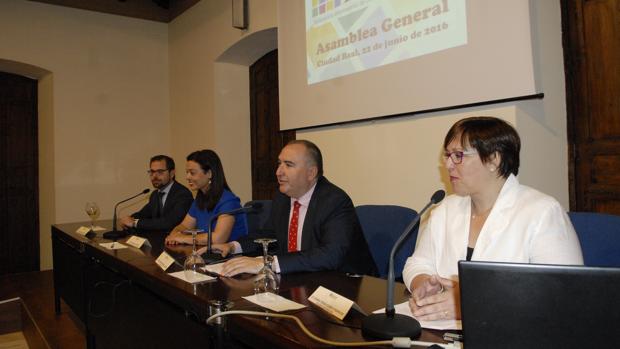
[443,150,477,164]
[147,169,169,175]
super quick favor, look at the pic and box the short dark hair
[186,149,231,211]
[287,139,324,177]
[443,116,520,178]
[150,155,175,170]
[150,155,175,179]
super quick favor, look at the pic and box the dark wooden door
[0,72,39,274]
[562,0,620,214]
[250,50,295,200]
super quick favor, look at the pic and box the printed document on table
[168,271,216,284]
[244,293,306,312]
[374,301,462,330]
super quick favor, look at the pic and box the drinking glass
[253,238,279,301]
[183,229,206,282]
[84,202,100,231]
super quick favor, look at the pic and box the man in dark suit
[119,155,193,232]
[215,140,376,276]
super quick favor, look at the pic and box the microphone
[206,202,263,254]
[362,189,445,339]
[103,188,150,240]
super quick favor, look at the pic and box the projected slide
[306,0,467,84]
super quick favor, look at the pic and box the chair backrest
[355,205,418,279]
[568,211,620,267]
[245,200,272,234]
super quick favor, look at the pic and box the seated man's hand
[165,230,190,245]
[220,257,264,277]
[119,216,134,229]
[198,242,234,257]
[409,276,460,320]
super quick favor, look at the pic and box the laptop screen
[458,261,620,349]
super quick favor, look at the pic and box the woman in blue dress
[165,149,247,245]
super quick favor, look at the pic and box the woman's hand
[165,230,190,245]
[409,275,461,320]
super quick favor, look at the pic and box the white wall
[300,106,518,208]
[170,0,569,212]
[515,0,570,206]
[302,0,568,210]
[0,1,170,269]
[169,0,278,201]
[0,0,569,270]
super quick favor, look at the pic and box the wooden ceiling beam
[28,0,200,23]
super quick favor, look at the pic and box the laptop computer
[458,261,620,349]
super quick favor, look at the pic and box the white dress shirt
[286,183,316,251]
[402,174,584,290]
[230,182,317,273]
[270,182,317,272]
[158,180,173,207]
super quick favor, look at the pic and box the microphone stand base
[201,252,226,264]
[102,230,128,240]
[361,313,421,339]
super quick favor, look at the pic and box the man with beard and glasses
[119,155,193,232]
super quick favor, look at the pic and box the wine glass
[183,229,206,282]
[84,202,100,231]
[253,238,279,301]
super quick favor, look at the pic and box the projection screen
[278,0,539,130]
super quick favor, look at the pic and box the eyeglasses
[443,150,477,164]
[147,169,169,175]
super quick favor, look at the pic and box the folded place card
[308,286,354,320]
[155,251,176,271]
[125,235,151,249]
[76,226,106,236]
[99,242,128,250]
[243,293,306,312]
[75,226,91,236]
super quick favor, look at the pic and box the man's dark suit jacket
[132,180,193,231]
[240,176,377,276]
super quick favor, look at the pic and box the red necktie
[288,201,301,252]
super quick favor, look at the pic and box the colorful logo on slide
[312,0,351,17]
[306,0,468,84]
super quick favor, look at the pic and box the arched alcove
[212,28,277,202]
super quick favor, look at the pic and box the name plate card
[125,235,151,249]
[308,286,354,320]
[75,226,91,236]
[155,251,175,271]
[99,242,128,250]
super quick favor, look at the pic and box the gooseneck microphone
[103,188,150,240]
[206,202,264,254]
[362,189,445,339]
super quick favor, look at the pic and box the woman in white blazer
[402,116,583,321]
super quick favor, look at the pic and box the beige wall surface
[302,0,569,210]
[299,106,518,208]
[169,0,278,201]
[1,0,569,270]
[0,1,170,269]
[171,0,569,211]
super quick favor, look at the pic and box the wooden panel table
[51,221,451,349]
